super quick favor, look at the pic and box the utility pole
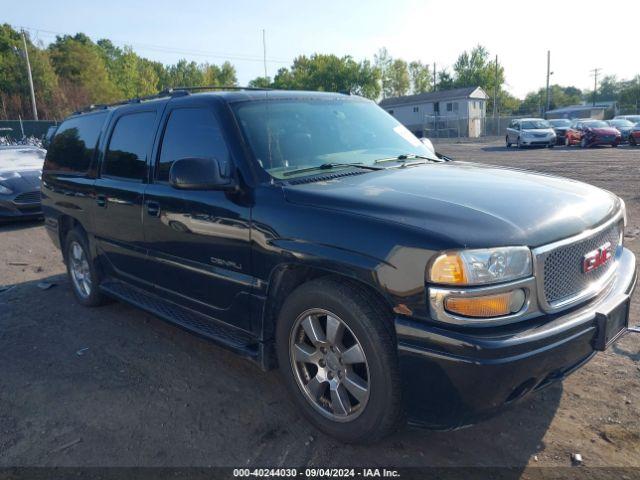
[262,29,268,79]
[433,62,436,91]
[544,50,551,116]
[21,30,38,121]
[493,54,498,121]
[590,68,601,107]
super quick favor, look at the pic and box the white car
[506,118,556,148]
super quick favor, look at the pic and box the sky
[5,0,639,99]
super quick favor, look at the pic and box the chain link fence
[422,115,525,139]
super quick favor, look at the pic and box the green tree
[436,70,455,90]
[49,33,119,108]
[248,76,271,88]
[387,59,410,97]
[409,61,431,94]
[270,54,380,99]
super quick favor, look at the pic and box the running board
[100,279,260,362]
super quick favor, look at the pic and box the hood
[283,162,619,248]
[0,148,45,174]
[587,127,619,135]
[521,128,555,135]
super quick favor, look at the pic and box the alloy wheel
[69,241,92,298]
[289,308,370,422]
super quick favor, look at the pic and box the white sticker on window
[393,125,422,147]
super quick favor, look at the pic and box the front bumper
[519,137,555,146]
[395,247,637,429]
[0,198,42,220]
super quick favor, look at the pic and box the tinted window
[103,112,156,181]
[44,112,107,173]
[157,108,229,181]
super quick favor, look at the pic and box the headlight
[0,184,13,195]
[428,246,532,286]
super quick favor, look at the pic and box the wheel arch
[260,262,394,346]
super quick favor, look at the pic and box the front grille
[541,222,621,306]
[13,190,41,205]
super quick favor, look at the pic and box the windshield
[232,98,437,179]
[609,120,633,127]
[520,120,552,129]
[549,119,571,127]
[584,121,608,128]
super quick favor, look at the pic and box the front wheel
[276,277,403,443]
[64,228,109,307]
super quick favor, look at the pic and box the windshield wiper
[282,162,383,177]
[374,154,440,166]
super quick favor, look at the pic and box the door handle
[146,201,160,217]
[96,194,107,207]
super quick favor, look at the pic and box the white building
[379,86,489,138]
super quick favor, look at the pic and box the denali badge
[582,242,613,273]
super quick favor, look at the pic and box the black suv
[42,88,637,443]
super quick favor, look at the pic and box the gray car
[606,119,635,143]
[0,146,45,221]
[506,118,556,148]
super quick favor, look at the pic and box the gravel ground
[0,140,639,474]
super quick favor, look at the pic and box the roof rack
[169,85,272,92]
[72,86,272,115]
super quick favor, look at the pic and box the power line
[15,24,291,65]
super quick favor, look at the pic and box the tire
[64,228,109,307]
[505,136,511,148]
[631,136,637,146]
[611,142,618,148]
[547,144,554,149]
[276,277,403,443]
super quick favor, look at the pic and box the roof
[379,87,487,108]
[70,88,357,116]
[546,104,607,114]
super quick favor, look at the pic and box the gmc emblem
[582,242,613,273]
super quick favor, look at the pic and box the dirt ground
[0,140,639,474]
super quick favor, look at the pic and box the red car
[565,120,621,148]
[629,124,640,146]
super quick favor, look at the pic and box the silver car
[506,118,556,148]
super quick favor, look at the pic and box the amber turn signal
[444,289,525,318]
[429,253,466,284]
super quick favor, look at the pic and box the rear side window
[157,108,229,182]
[44,112,107,173]
[102,111,157,181]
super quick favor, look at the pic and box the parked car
[613,114,640,125]
[629,123,640,146]
[548,119,572,145]
[42,125,58,149]
[42,89,637,443]
[565,120,621,147]
[0,145,45,221]
[506,118,556,148]
[606,119,635,143]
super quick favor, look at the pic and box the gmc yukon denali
[42,88,637,443]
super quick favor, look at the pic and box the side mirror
[420,137,435,154]
[169,157,235,191]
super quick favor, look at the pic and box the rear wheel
[64,228,109,307]
[276,277,403,443]
[505,136,511,148]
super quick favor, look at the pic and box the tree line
[1,23,639,121]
